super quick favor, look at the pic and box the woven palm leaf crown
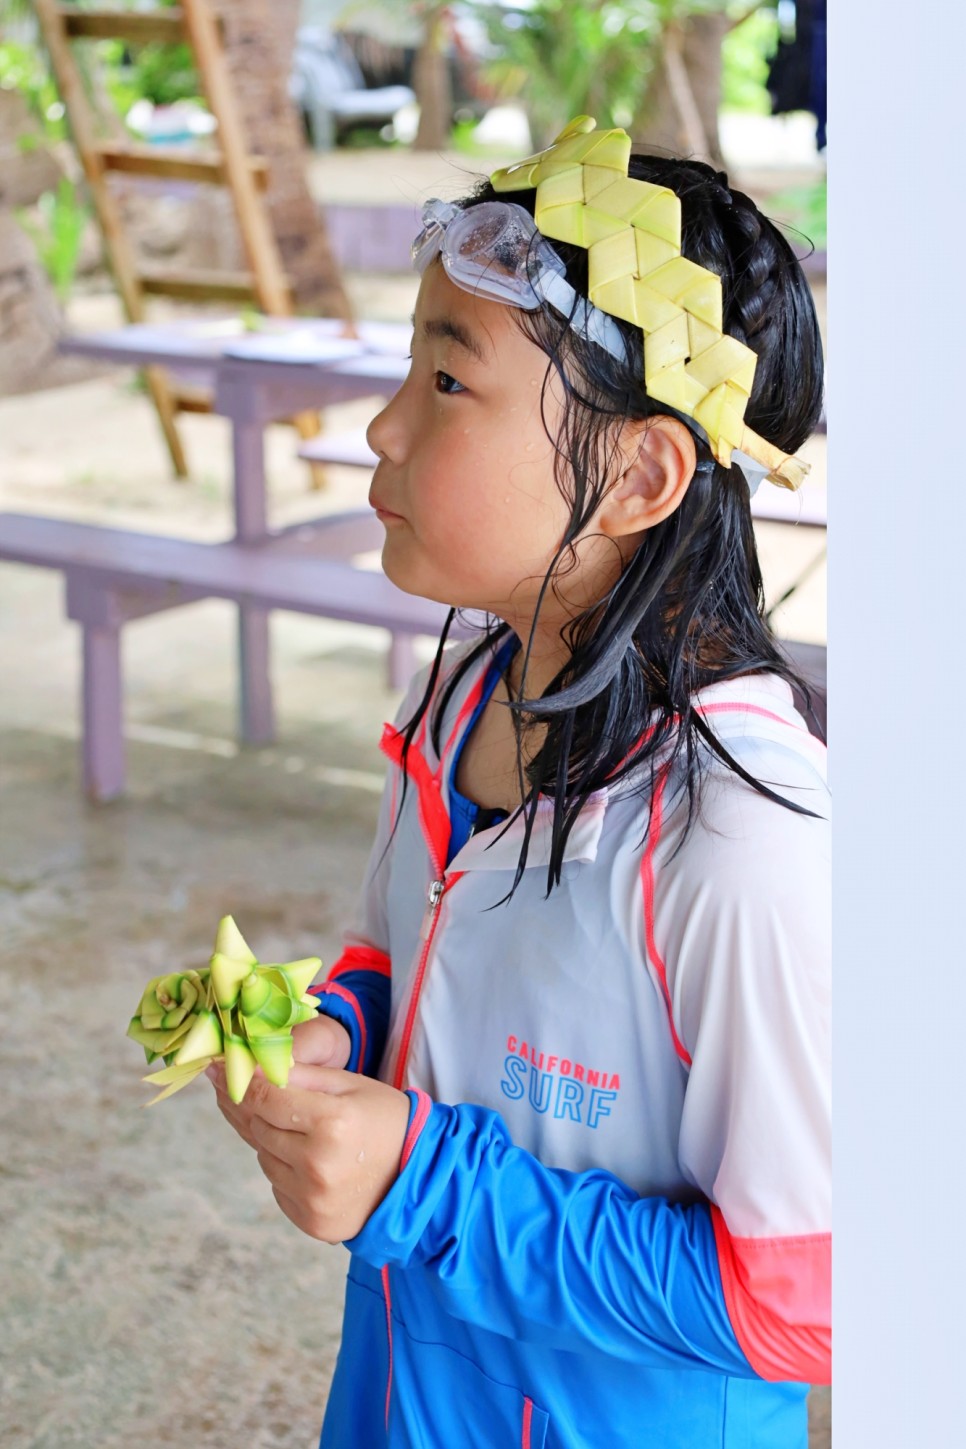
[491,116,808,492]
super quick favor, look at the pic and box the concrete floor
[0,145,829,1447]
[0,574,404,1449]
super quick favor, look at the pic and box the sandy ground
[0,145,829,1448]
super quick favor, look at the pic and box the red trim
[389,763,400,830]
[381,725,452,872]
[400,1088,432,1170]
[313,982,367,1073]
[392,872,464,1090]
[381,1264,394,1429]
[521,1397,534,1449]
[610,694,823,781]
[438,667,489,774]
[698,700,826,760]
[698,700,809,731]
[381,720,404,763]
[640,769,692,1067]
[382,704,471,1091]
[326,945,391,981]
[712,1207,831,1384]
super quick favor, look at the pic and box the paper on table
[222,329,367,364]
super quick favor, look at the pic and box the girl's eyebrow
[413,312,488,364]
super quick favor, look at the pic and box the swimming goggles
[412,197,770,494]
[412,198,630,366]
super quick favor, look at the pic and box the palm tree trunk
[413,8,452,152]
[213,0,352,319]
[632,13,728,171]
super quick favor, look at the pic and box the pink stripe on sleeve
[312,982,367,1073]
[381,1264,394,1428]
[712,1207,831,1385]
[639,769,692,1067]
[400,1088,432,1170]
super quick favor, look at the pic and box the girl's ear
[595,416,697,540]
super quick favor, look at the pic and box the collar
[381,643,823,872]
[381,637,608,875]
[446,790,608,873]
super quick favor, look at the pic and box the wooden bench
[1,508,826,801]
[298,425,378,470]
[0,511,462,801]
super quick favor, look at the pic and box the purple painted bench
[0,511,467,801]
[299,426,378,469]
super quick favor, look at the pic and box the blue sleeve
[347,1093,758,1376]
[309,966,391,1077]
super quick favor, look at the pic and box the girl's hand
[201,1009,352,1152]
[207,1061,411,1243]
[290,1010,352,1073]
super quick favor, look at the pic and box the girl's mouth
[369,498,405,523]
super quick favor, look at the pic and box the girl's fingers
[271,1185,317,1238]
[214,1100,257,1150]
[245,1068,351,1132]
[207,1065,261,1147]
[249,1111,313,1167]
[286,1061,354,1092]
[255,1145,299,1198]
[291,1014,352,1069]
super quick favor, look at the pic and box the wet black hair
[399,154,825,898]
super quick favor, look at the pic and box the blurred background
[0,5,828,1448]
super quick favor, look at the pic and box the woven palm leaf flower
[491,116,809,491]
[127,917,321,1105]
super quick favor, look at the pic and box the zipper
[393,871,453,1089]
[383,871,453,1422]
[422,877,445,933]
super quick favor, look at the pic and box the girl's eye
[434,371,466,396]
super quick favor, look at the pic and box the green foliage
[100,39,202,112]
[16,178,90,302]
[450,114,516,157]
[763,176,826,250]
[474,0,664,146]
[721,5,779,115]
[0,39,67,142]
[471,1,781,145]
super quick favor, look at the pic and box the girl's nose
[366,383,409,465]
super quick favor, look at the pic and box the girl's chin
[380,556,473,614]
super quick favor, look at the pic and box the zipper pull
[427,878,445,909]
[419,877,445,941]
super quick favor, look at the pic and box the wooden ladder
[34,0,328,478]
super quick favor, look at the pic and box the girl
[209,118,830,1449]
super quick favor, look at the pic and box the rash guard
[311,638,831,1449]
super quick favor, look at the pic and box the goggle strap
[539,271,629,365]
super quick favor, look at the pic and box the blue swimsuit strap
[446,636,520,864]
